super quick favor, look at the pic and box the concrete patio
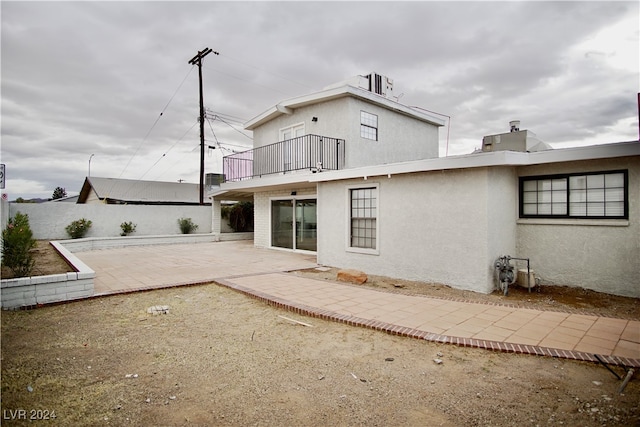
[75,240,640,368]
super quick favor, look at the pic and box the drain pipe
[618,368,635,394]
[510,257,532,293]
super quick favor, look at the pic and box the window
[350,187,377,249]
[520,170,628,219]
[280,123,304,141]
[360,111,378,141]
[280,123,305,171]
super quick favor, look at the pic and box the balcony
[223,134,345,182]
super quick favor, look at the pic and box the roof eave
[307,141,640,183]
[244,85,445,130]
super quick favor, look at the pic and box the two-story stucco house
[211,73,640,298]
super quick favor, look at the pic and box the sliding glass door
[271,198,316,252]
[295,200,317,251]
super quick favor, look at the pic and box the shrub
[222,202,254,232]
[178,217,198,234]
[1,212,37,277]
[65,218,92,239]
[120,221,137,236]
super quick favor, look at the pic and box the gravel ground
[1,242,638,425]
[1,283,638,426]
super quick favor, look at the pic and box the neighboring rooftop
[77,177,207,205]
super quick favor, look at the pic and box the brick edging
[214,278,640,369]
[317,277,639,321]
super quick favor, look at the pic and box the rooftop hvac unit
[205,173,224,187]
[366,73,394,99]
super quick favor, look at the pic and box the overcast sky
[1,1,638,200]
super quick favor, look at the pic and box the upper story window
[360,111,378,141]
[280,123,304,141]
[279,123,305,172]
[520,170,628,219]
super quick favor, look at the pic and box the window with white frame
[520,170,628,219]
[280,123,305,171]
[350,187,377,249]
[360,111,378,141]
[280,123,304,141]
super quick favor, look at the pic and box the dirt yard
[1,242,638,426]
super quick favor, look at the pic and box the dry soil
[0,242,638,426]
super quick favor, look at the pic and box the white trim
[308,141,640,184]
[345,183,380,255]
[245,84,445,130]
[517,218,629,227]
[275,104,293,115]
[360,110,378,141]
[215,142,639,198]
[279,122,305,140]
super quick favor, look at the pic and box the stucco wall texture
[317,158,639,297]
[318,167,516,293]
[251,97,439,169]
[253,187,317,249]
[8,203,212,240]
[516,157,640,298]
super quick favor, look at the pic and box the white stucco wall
[251,97,439,169]
[485,167,518,287]
[252,99,351,149]
[8,203,212,240]
[317,168,503,293]
[341,98,439,168]
[516,157,640,297]
[253,187,317,248]
[315,156,639,297]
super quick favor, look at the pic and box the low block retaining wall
[1,232,253,309]
[1,241,95,309]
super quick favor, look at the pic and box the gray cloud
[1,1,637,199]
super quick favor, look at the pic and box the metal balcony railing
[222,134,345,182]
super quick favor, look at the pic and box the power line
[116,121,199,200]
[202,64,298,98]
[218,53,314,91]
[152,145,200,181]
[137,120,199,181]
[204,108,247,124]
[211,115,254,141]
[103,66,196,201]
[207,140,253,150]
[116,66,195,180]
[205,116,221,149]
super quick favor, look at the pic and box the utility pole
[188,47,218,205]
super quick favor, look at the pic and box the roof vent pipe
[510,120,520,132]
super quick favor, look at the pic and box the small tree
[1,212,37,277]
[222,202,254,232]
[120,221,137,236]
[177,218,198,234]
[52,187,67,200]
[65,218,92,239]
